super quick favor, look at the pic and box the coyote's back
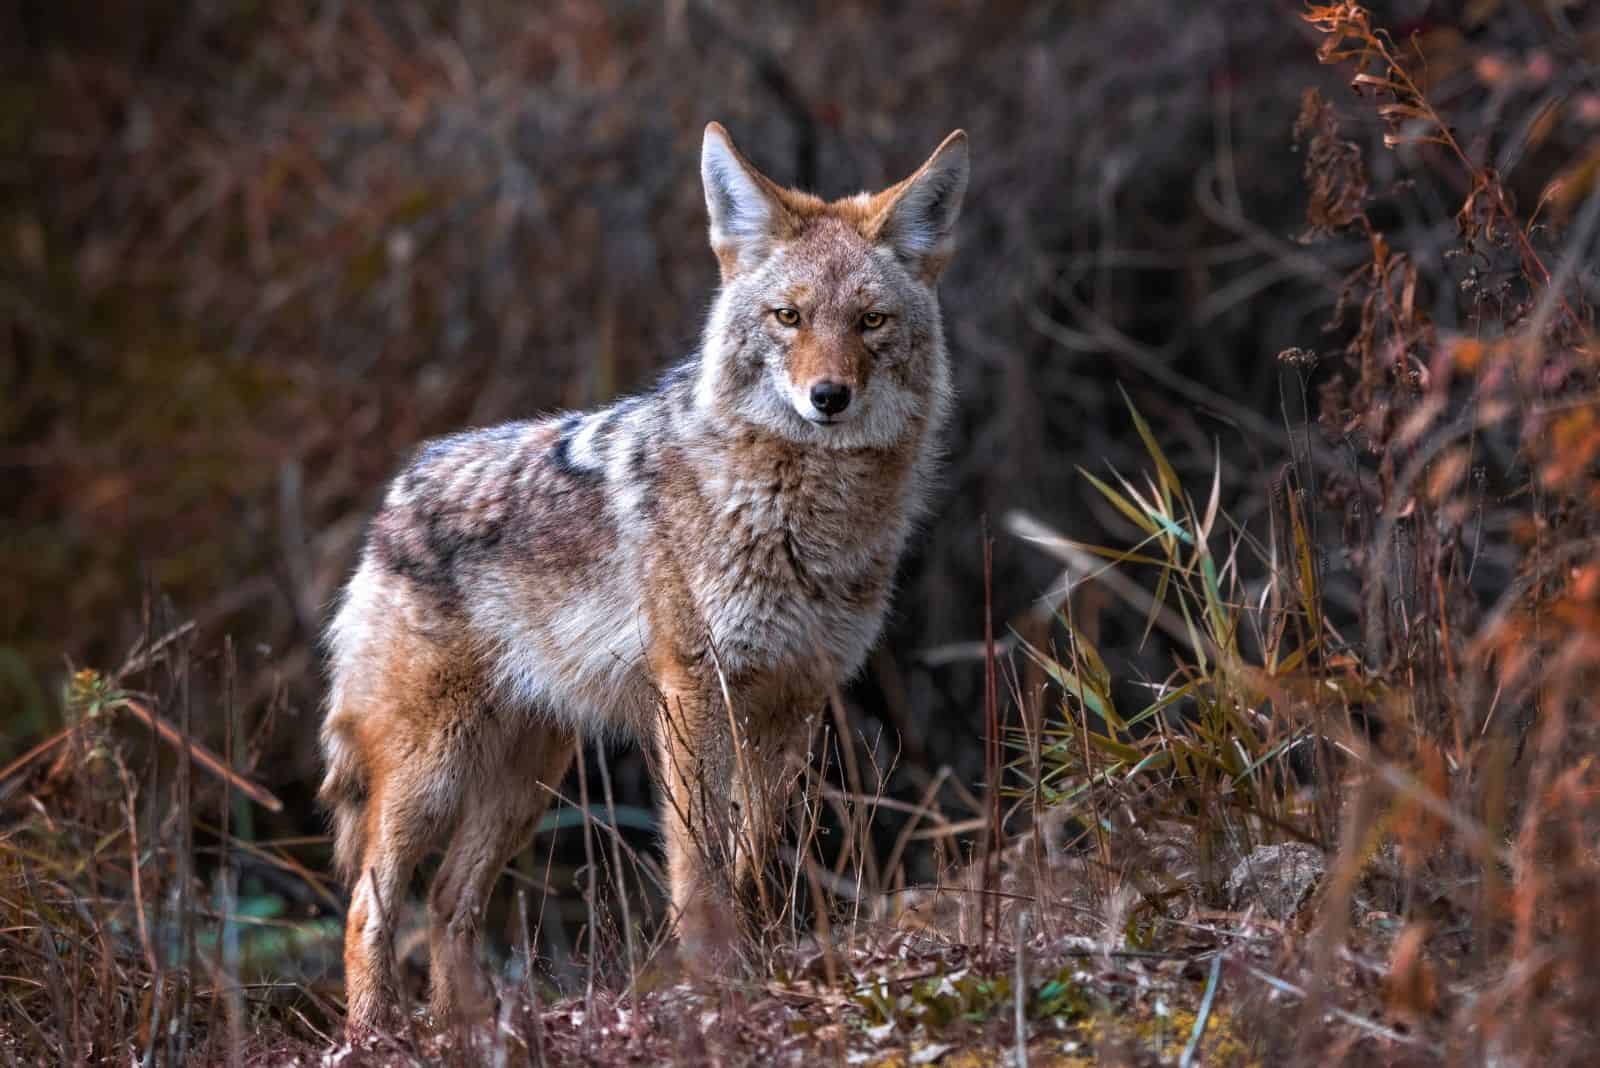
[322,120,969,1032]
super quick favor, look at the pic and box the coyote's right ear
[702,122,792,280]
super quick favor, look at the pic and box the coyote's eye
[861,311,887,330]
[773,307,800,327]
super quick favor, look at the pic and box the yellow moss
[865,1007,1256,1068]
[869,1041,1099,1068]
[1088,1004,1257,1067]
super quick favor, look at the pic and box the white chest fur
[687,460,903,681]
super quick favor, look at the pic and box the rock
[1226,843,1326,920]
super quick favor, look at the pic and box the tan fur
[322,121,968,1032]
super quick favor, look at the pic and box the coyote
[320,121,968,1029]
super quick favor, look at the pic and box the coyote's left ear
[874,130,969,282]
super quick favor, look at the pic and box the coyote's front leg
[653,662,811,958]
[653,660,740,957]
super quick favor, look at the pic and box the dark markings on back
[631,435,660,518]
[371,503,511,607]
[371,426,530,603]
[551,414,603,482]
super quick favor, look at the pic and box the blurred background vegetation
[0,0,1434,781]
[3,0,1599,1062]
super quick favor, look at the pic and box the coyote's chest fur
[670,428,918,683]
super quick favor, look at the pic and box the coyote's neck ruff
[322,122,968,1030]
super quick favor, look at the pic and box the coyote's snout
[321,121,968,1030]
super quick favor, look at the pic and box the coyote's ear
[875,130,969,282]
[702,122,790,280]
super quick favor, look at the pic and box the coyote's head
[695,122,968,449]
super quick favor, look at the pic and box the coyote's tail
[318,711,369,887]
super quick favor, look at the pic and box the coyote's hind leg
[426,721,577,1023]
[342,778,433,1033]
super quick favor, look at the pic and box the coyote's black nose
[809,381,852,416]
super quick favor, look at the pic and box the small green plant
[1005,388,1355,894]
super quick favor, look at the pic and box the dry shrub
[1007,3,1600,1063]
